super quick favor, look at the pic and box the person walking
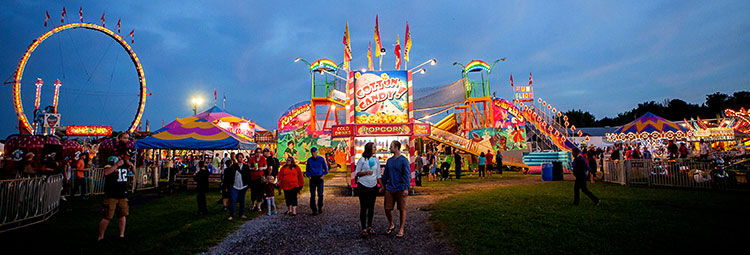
[355,142,382,237]
[572,148,600,206]
[381,140,411,238]
[248,148,267,212]
[427,150,437,182]
[194,161,210,216]
[495,151,503,178]
[486,150,494,178]
[224,153,250,221]
[74,153,89,198]
[413,151,424,186]
[211,153,221,173]
[305,147,328,215]
[587,146,598,173]
[478,152,486,179]
[97,150,134,241]
[278,156,304,216]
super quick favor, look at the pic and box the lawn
[418,171,532,190]
[429,181,750,255]
[0,186,274,254]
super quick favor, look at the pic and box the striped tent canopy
[607,112,691,142]
[136,106,257,150]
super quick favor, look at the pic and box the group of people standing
[413,147,504,183]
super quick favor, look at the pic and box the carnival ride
[7,22,147,135]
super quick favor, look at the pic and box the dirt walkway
[209,173,551,255]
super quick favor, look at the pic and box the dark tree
[563,109,596,127]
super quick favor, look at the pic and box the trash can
[552,161,564,181]
[541,162,553,181]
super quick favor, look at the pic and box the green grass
[0,186,274,254]
[429,181,750,255]
[418,171,532,190]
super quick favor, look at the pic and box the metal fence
[602,159,746,190]
[62,167,157,197]
[0,174,63,233]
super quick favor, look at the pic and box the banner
[277,101,347,167]
[66,125,113,136]
[278,101,311,133]
[353,70,410,124]
[467,98,528,151]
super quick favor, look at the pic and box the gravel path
[208,172,547,255]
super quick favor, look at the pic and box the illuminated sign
[66,125,113,136]
[414,123,431,136]
[215,120,255,137]
[514,86,534,102]
[332,125,354,138]
[353,71,410,124]
[278,101,311,132]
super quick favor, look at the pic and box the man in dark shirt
[264,148,280,177]
[194,161,209,216]
[572,148,600,206]
[97,150,133,241]
[381,140,411,238]
[305,147,328,215]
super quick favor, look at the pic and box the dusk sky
[1,0,748,138]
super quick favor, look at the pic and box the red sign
[66,125,113,136]
[332,125,354,138]
[414,123,431,136]
[357,124,411,136]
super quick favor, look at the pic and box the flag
[367,41,373,71]
[510,74,514,87]
[214,88,217,104]
[117,19,121,33]
[404,22,411,62]
[529,73,533,85]
[394,35,402,70]
[374,15,383,57]
[45,11,50,27]
[101,12,105,27]
[61,7,66,23]
[129,29,134,43]
[343,22,352,70]
[146,120,150,132]
[79,7,83,22]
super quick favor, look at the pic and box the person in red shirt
[278,156,304,215]
[247,148,267,212]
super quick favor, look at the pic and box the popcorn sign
[353,71,410,124]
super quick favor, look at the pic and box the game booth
[331,70,430,190]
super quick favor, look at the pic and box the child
[263,176,278,215]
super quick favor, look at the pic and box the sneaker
[267,211,271,216]
[273,209,277,215]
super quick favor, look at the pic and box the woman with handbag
[355,142,382,237]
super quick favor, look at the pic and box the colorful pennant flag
[117,19,121,33]
[367,41,373,71]
[510,74,514,87]
[343,22,352,70]
[129,29,135,43]
[61,7,66,23]
[529,73,533,85]
[79,7,83,22]
[45,11,50,27]
[394,35,402,70]
[404,22,411,62]
[101,12,105,27]
[374,15,383,57]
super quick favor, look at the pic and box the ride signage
[332,123,431,138]
[66,125,113,136]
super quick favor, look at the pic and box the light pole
[191,97,203,115]
[294,57,313,72]
[408,58,437,73]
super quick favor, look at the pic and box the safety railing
[602,159,746,190]
[0,174,63,233]
[63,167,157,197]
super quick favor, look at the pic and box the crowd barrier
[602,159,746,190]
[0,174,63,233]
[62,167,157,197]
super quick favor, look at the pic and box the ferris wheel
[9,22,147,134]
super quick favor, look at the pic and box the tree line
[561,91,750,128]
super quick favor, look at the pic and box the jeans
[357,184,378,229]
[250,179,264,203]
[284,188,299,206]
[456,165,462,179]
[75,177,89,197]
[478,165,485,177]
[229,188,247,217]
[573,177,598,205]
[309,176,324,213]
[197,191,207,214]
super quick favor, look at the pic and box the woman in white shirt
[355,142,382,237]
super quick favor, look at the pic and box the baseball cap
[263,148,270,153]
[311,147,318,152]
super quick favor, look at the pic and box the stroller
[440,161,452,181]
